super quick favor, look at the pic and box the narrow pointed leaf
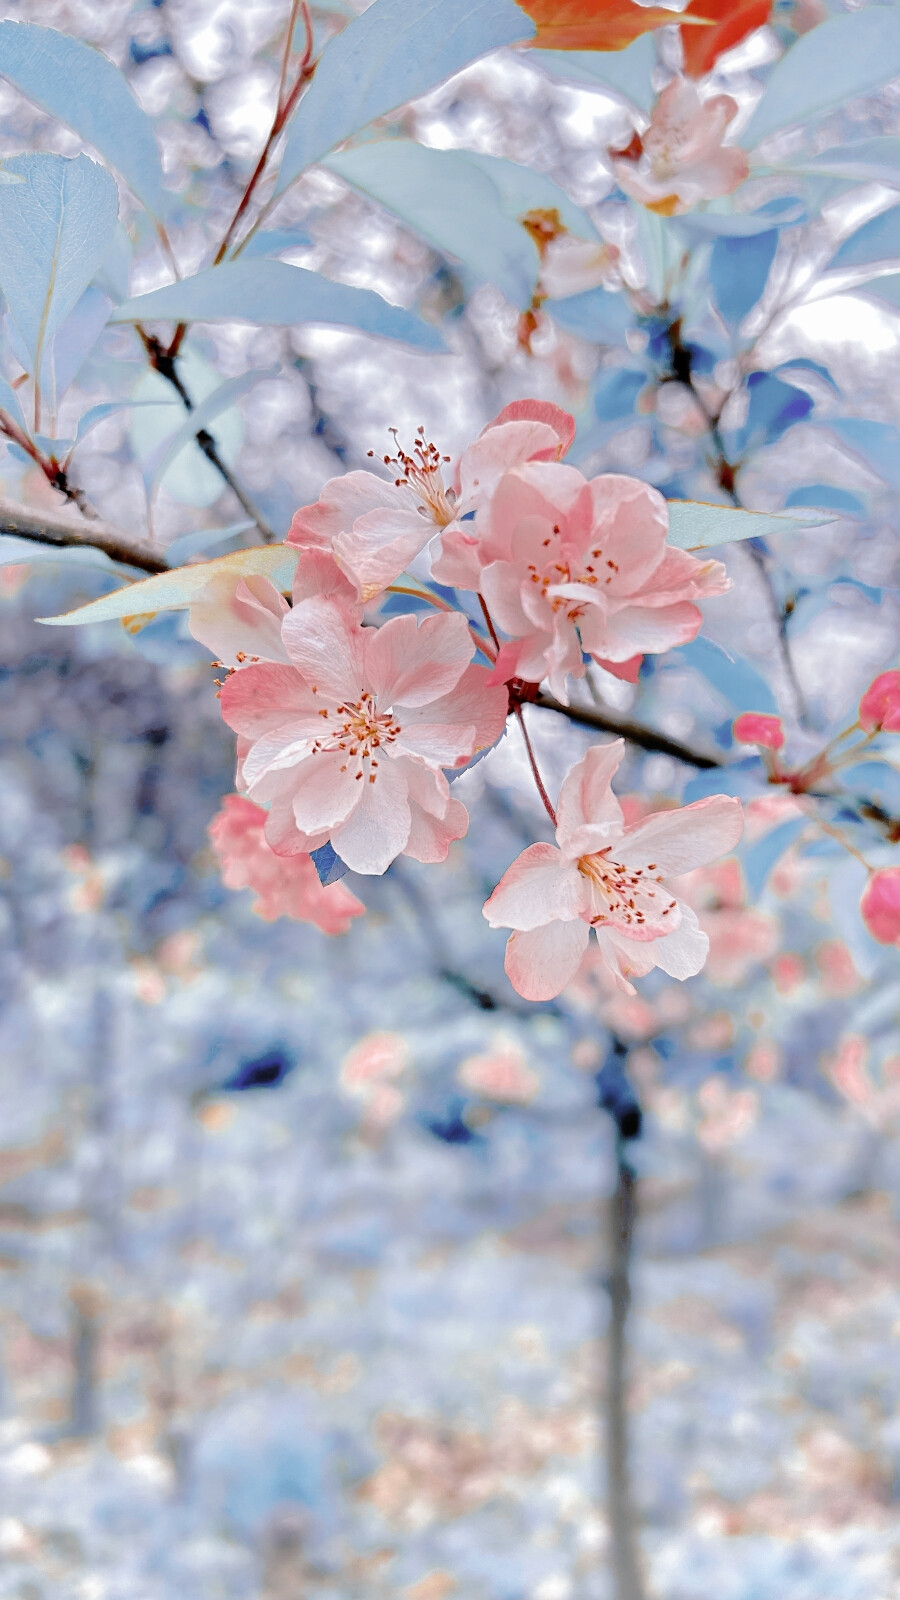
[743,10,900,149]
[667,500,832,551]
[0,153,118,381]
[109,260,446,351]
[0,21,170,218]
[145,367,277,492]
[37,545,299,626]
[275,0,535,196]
[829,205,900,273]
[527,34,657,113]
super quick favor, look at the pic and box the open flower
[484,741,743,1000]
[288,401,574,601]
[209,794,365,933]
[459,462,726,697]
[611,78,748,216]
[221,599,508,874]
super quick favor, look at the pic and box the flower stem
[514,703,557,827]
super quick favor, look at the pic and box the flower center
[311,691,401,784]
[525,528,620,615]
[368,425,457,528]
[577,851,677,935]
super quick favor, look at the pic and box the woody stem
[514,704,557,827]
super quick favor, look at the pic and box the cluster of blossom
[199,398,744,1000]
[734,670,900,949]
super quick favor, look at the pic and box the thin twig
[513,703,557,826]
[138,332,277,544]
[605,1130,646,1600]
[0,496,166,575]
[535,692,723,770]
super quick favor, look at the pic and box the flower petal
[220,663,318,737]
[189,573,290,667]
[290,751,361,834]
[399,664,508,758]
[333,504,433,600]
[365,610,472,707]
[504,921,589,1001]
[484,842,585,931]
[623,795,743,877]
[282,596,367,700]
[593,599,702,660]
[640,902,709,979]
[556,741,626,857]
[404,792,469,862]
[588,475,668,594]
[287,470,405,549]
[330,756,411,874]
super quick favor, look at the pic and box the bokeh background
[1,2,900,1597]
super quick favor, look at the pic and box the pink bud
[733,713,785,751]
[860,867,900,946]
[858,670,900,733]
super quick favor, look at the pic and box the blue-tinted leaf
[593,367,645,422]
[528,33,657,113]
[732,370,813,453]
[325,143,540,305]
[743,10,900,148]
[830,204,900,273]
[38,545,300,626]
[547,286,632,342]
[827,417,900,490]
[666,500,829,551]
[310,842,350,886]
[855,270,900,316]
[0,532,116,571]
[68,398,179,454]
[0,154,118,384]
[238,227,312,260]
[742,818,807,900]
[710,231,778,325]
[0,374,27,431]
[794,137,900,188]
[109,260,446,352]
[774,358,838,396]
[841,761,900,815]
[145,367,277,493]
[677,636,778,715]
[275,0,534,196]
[0,21,169,218]
[785,485,865,516]
[674,199,803,240]
[165,521,256,568]
[45,285,112,400]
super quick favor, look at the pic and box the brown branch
[605,1134,646,1600]
[535,692,723,770]
[0,496,166,575]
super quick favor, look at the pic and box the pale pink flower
[189,548,358,669]
[858,670,900,733]
[860,867,900,946]
[340,1032,408,1093]
[220,599,508,874]
[289,401,574,601]
[611,79,748,217]
[675,857,778,986]
[539,236,621,300]
[732,712,785,750]
[460,462,726,697]
[208,794,365,933]
[457,1040,539,1104]
[483,740,743,1000]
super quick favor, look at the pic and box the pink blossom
[221,599,508,874]
[452,462,726,697]
[860,867,900,946]
[733,712,785,750]
[539,235,621,300]
[858,670,900,733]
[483,740,743,1000]
[457,1039,539,1104]
[288,402,574,602]
[676,858,778,986]
[611,79,748,217]
[208,794,365,933]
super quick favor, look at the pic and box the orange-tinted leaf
[518,0,697,51]
[681,0,770,76]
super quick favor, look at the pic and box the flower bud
[733,712,785,750]
[860,867,900,946]
[858,670,900,733]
